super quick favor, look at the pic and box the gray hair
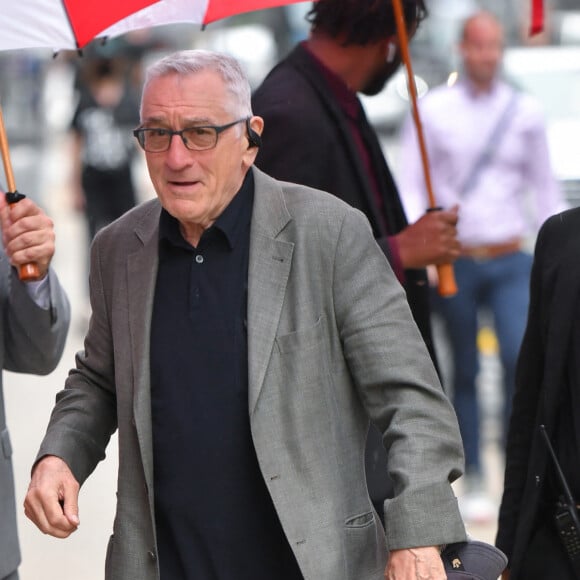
[141,49,253,119]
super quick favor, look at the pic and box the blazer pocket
[345,510,375,528]
[1,428,12,459]
[275,317,330,388]
[344,510,384,577]
[276,316,323,354]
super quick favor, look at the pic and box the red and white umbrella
[0,0,311,51]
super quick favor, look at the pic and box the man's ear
[246,118,262,148]
[246,116,264,149]
[382,35,398,63]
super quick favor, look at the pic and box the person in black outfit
[496,207,580,580]
[252,0,460,520]
[70,56,140,241]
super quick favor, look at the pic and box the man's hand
[395,205,460,269]
[0,193,55,279]
[24,455,80,538]
[385,546,446,579]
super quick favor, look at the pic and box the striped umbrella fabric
[0,0,312,51]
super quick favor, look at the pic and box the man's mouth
[169,180,198,188]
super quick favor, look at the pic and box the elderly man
[24,49,465,580]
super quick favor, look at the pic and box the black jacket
[496,207,580,577]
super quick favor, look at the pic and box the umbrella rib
[59,0,80,49]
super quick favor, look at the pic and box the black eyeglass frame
[133,117,250,152]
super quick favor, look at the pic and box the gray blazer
[38,168,466,579]
[0,259,70,579]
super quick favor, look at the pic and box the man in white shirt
[397,10,567,523]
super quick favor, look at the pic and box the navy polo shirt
[150,170,303,579]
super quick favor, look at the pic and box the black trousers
[520,519,577,579]
[81,165,136,241]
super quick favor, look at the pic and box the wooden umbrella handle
[0,104,41,281]
[391,0,457,297]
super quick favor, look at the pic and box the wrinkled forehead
[140,71,234,123]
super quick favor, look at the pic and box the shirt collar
[302,42,361,120]
[159,169,255,251]
[458,76,501,100]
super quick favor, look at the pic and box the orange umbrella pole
[391,0,457,297]
[0,104,41,281]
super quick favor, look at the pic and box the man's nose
[165,133,193,167]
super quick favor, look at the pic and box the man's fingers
[24,456,80,539]
[62,490,80,527]
[1,201,55,276]
[24,487,79,538]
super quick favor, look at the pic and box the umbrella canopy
[0,0,311,51]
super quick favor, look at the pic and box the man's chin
[361,62,401,96]
[361,84,385,97]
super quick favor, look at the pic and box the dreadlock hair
[306,0,427,46]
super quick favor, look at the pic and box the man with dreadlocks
[253,0,462,569]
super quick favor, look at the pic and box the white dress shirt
[396,78,567,246]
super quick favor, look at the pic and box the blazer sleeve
[3,267,70,375]
[35,218,127,485]
[332,206,466,549]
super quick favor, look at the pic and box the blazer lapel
[127,203,161,492]
[247,169,294,414]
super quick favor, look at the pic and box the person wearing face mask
[253,0,460,372]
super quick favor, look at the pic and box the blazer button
[147,550,157,561]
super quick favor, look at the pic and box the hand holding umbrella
[0,106,41,281]
[392,0,457,297]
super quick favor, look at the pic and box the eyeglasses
[133,117,249,152]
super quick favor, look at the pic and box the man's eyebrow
[140,116,214,127]
[140,116,167,125]
[183,117,214,126]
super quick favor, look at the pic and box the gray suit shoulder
[276,176,371,229]
[93,199,161,243]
